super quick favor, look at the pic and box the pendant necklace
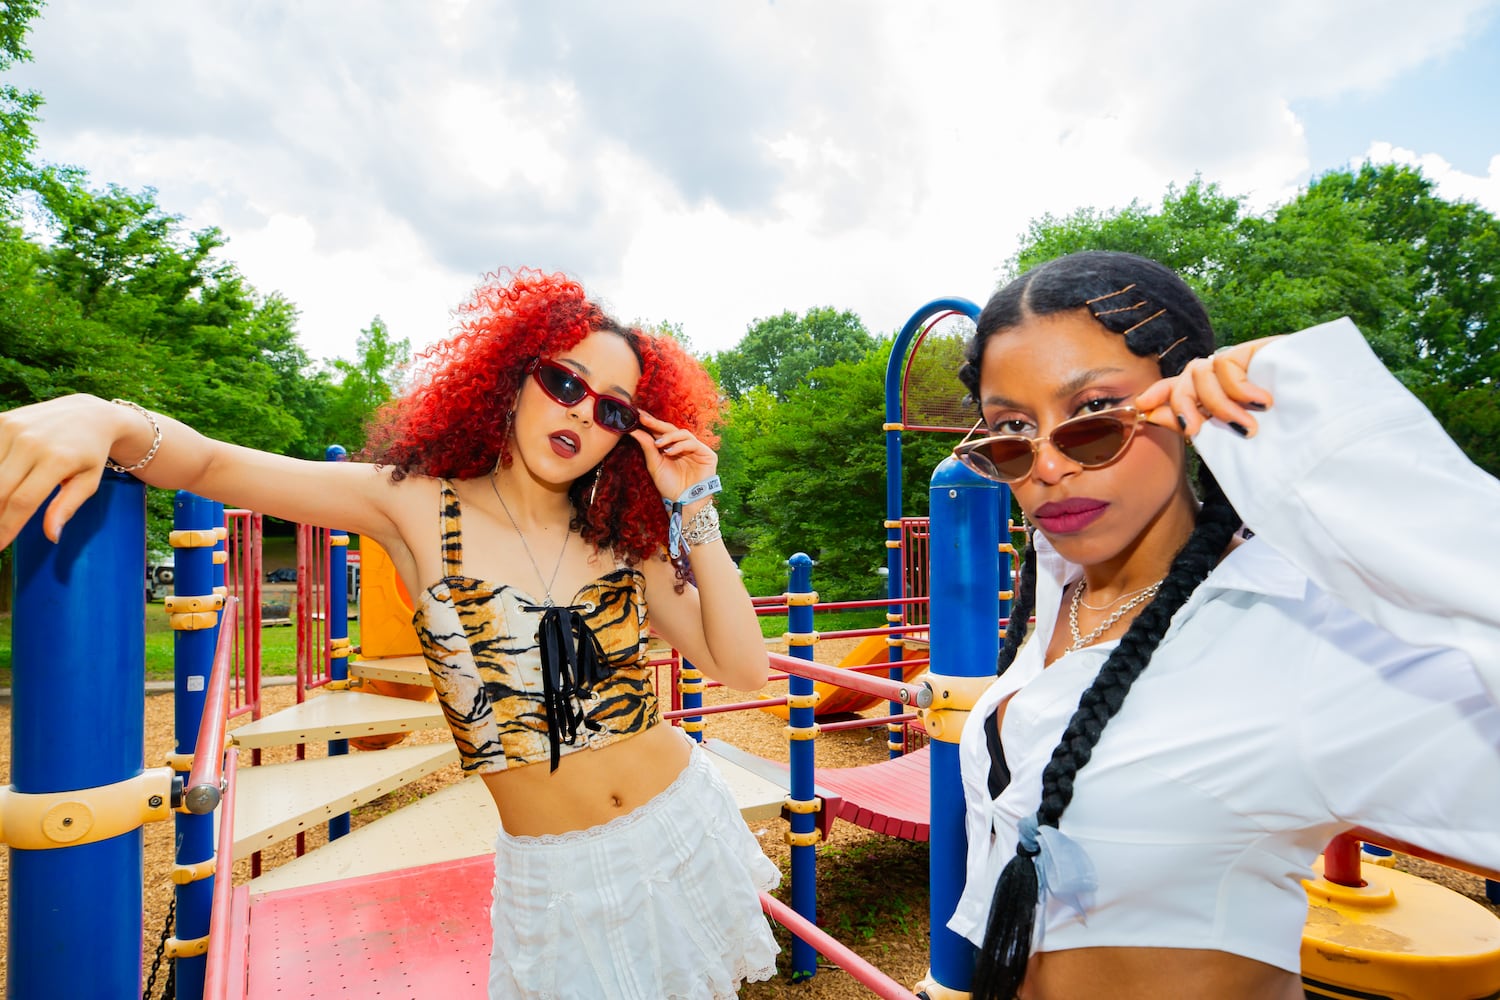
[491,475,569,606]
[1068,577,1162,651]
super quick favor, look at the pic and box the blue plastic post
[8,473,147,999]
[926,457,1005,994]
[173,491,221,1000]
[679,655,704,743]
[786,552,818,982]
[325,444,352,839]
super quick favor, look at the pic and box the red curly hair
[365,269,721,568]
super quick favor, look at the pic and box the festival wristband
[662,476,723,558]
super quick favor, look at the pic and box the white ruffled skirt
[488,735,782,999]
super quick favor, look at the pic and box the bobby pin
[1093,300,1148,317]
[1155,335,1188,362]
[1083,283,1137,305]
[1123,308,1167,337]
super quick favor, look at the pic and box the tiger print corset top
[412,481,660,773]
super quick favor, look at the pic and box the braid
[997,531,1038,675]
[972,468,1241,1000]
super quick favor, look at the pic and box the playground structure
[3,298,1500,998]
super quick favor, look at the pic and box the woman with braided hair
[945,251,1500,999]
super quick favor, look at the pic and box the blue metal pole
[325,444,352,840]
[885,297,982,759]
[173,491,222,1000]
[926,456,1005,994]
[785,552,818,982]
[679,656,705,743]
[8,472,146,999]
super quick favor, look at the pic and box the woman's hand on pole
[1136,337,1283,438]
[0,394,131,547]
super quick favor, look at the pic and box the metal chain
[143,896,175,1000]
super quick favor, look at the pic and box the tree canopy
[712,306,874,400]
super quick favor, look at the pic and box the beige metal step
[349,654,431,687]
[246,776,497,894]
[230,690,446,749]
[242,743,787,894]
[231,741,458,856]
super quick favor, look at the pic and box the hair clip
[1083,283,1137,305]
[1155,335,1188,362]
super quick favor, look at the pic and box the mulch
[2,636,1496,998]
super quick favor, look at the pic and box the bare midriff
[1022,947,1302,999]
[480,723,693,837]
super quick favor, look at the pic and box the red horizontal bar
[663,698,786,720]
[770,653,930,708]
[817,713,918,734]
[1350,827,1500,883]
[758,893,919,1000]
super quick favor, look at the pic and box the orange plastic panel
[358,539,421,658]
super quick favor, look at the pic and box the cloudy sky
[11,1,1500,365]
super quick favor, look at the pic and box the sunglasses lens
[597,399,638,432]
[537,363,587,404]
[1054,415,1129,467]
[955,438,1032,482]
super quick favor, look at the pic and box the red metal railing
[183,597,239,814]
[224,510,262,720]
[202,746,240,998]
[296,523,332,695]
[759,892,920,999]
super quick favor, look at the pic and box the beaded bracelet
[104,399,163,474]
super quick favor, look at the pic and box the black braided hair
[958,252,1242,999]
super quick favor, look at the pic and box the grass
[0,608,360,687]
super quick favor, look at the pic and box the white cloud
[1364,142,1500,212]
[10,0,1499,363]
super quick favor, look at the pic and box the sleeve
[1193,318,1500,706]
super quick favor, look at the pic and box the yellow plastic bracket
[172,857,218,885]
[885,613,903,624]
[783,591,819,606]
[917,671,996,744]
[999,590,1014,601]
[164,594,225,614]
[785,692,820,710]
[886,635,905,647]
[166,935,210,959]
[165,752,195,772]
[214,526,227,542]
[680,721,705,734]
[883,519,902,529]
[169,529,218,549]
[678,667,703,681]
[913,971,970,1000]
[784,724,820,741]
[885,540,902,549]
[324,678,352,691]
[881,422,904,432]
[785,829,821,847]
[212,585,228,598]
[677,680,705,695]
[329,637,352,656]
[170,612,220,631]
[887,739,904,752]
[0,768,174,850]
[999,542,1016,554]
[329,534,350,547]
[783,632,820,646]
[783,796,821,815]
[212,550,228,565]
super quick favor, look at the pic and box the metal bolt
[61,817,73,827]
[948,489,958,498]
[148,795,164,809]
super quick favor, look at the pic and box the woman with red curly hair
[0,269,781,998]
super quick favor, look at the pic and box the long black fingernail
[1176,415,1187,431]
[1245,402,1267,411]
[1229,421,1249,437]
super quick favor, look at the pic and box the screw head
[148,795,164,809]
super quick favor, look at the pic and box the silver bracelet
[104,399,163,474]
[681,501,722,547]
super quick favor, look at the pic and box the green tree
[713,306,874,400]
[316,317,411,454]
[0,0,42,199]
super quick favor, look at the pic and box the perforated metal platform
[230,690,446,748]
[348,654,431,687]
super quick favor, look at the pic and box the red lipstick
[1032,497,1108,534]
[549,430,580,458]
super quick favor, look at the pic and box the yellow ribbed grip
[169,529,218,549]
[166,935,210,959]
[164,594,225,614]
[172,857,218,885]
[783,796,821,815]
[170,612,219,631]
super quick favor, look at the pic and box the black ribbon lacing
[526,603,612,771]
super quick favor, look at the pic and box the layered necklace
[490,474,569,606]
[1067,577,1163,651]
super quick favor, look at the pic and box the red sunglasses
[527,358,640,434]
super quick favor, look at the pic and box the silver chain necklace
[490,475,569,606]
[1077,580,1160,611]
[1068,577,1162,651]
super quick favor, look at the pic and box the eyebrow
[982,366,1129,410]
[560,357,635,402]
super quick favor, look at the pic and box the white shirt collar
[1032,527,1307,603]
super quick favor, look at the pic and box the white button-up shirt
[950,318,1500,974]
